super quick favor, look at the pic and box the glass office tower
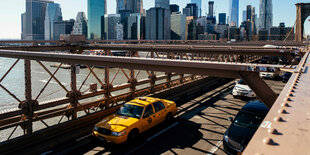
[259,0,273,32]
[191,0,201,17]
[87,0,107,39]
[155,0,170,9]
[117,0,143,14]
[24,0,53,40]
[44,3,62,40]
[229,0,239,26]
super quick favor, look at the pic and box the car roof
[241,100,269,114]
[126,97,159,107]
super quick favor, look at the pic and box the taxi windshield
[117,103,144,119]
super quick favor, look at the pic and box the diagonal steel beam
[239,72,278,108]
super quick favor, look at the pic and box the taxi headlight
[112,131,126,137]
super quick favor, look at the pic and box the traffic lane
[52,79,235,155]
[131,81,244,155]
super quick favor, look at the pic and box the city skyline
[0,0,309,39]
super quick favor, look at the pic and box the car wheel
[165,113,173,123]
[127,129,139,142]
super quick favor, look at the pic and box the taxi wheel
[165,113,173,123]
[128,129,139,142]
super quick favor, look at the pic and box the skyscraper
[155,0,170,9]
[219,13,226,25]
[22,0,54,40]
[229,0,239,26]
[116,0,143,14]
[191,0,201,17]
[53,19,75,40]
[103,14,121,40]
[259,0,273,32]
[171,13,186,40]
[146,7,170,40]
[44,3,62,40]
[184,3,199,18]
[170,4,179,13]
[208,1,214,18]
[88,0,107,39]
[72,12,88,37]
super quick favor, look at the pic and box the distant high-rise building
[170,4,179,13]
[219,13,226,25]
[191,0,201,17]
[229,0,239,26]
[116,23,124,40]
[103,14,121,40]
[21,13,27,40]
[88,0,107,39]
[171,13,186,40]
[127,13,144,40]
[184,3,198,18]
[183,8,191,17]
[116,0,143,14]
[53,19,75,40]
[44,3,62,40]
[72,12,88,37]
[155,0,170,9]
[22,0,54,40]
[242,10,247,22]
[146,7,171,40]
[259,0,273,32]
[208,1,214,18]
[186,16,196,40]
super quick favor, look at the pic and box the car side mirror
[228,117,233,122]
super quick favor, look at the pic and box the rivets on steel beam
[263,137,277,145]
[281,103,291,107]
[274,117,285,122]
[268,128,280,135]
[284,97,292,102]
[278,109,289,114]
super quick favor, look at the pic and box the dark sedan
[223,100,269,155]
[282,72,293,83]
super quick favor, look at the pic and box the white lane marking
[126,122,180,155]
[76,134,91,142]
[146,122,179,142]
[207,141,223,155]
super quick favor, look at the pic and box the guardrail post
[129,50,137,99]
[104,50,111,108]
[166,52,172,88]
[150,52,156,93]
[70,64,78,119]
[24,59,33,134]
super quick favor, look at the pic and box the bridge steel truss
[0,41,307,154]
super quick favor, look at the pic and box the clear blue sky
[0,0,309,39]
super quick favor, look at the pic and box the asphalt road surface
[49,79,285,155]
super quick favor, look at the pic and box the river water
[0,52,171,141]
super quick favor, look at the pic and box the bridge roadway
[48,79,285,155]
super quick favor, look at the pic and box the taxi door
[152,101,168,125]
[141,104,156,132]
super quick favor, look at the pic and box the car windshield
[117,104,144,119]
[238,80,246,85]
[233,111,265,128]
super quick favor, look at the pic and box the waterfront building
[186,16,196,40]
[103,14,121,40]
[229,0,239,26]
[21,13,27,40]
[259,0,273,34]
[155,0,170,9]
[208,1,214,18]
[53,19,75,40]
[87,0,106,39]
[171,13,186,40]
[116,0,143,14]
[170,4,179,13]
[191,0,201,17]
[127,13,144,40]
[146,7,171,40]
[219,13,226,25]
[22,0,54,40]
[184,3,198,19]
[44,2,62,40]
[72,12,88,37]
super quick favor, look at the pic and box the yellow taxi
[92,97,177,144]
